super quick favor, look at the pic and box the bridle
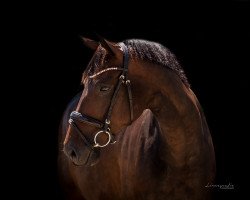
[68,43,133,150]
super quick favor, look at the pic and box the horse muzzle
[63,140,100,166]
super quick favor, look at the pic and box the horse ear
[81,37,99,50]
[98,37,123,58]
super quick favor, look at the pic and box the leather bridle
[68,43,133,150]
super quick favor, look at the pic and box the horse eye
[100,86,110,92]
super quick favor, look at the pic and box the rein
[69,43,133,150]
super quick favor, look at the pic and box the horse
[58,37,216,200]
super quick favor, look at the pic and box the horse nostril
[70,149,77,158]
[64,145,78,160]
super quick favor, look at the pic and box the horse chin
[85,149,100,166]
[72,149,100,167]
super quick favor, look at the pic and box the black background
[9,1,249,199]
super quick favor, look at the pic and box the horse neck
[130,60,207,168]
[116,60,215,197]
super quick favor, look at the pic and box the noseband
[68,43,133,150]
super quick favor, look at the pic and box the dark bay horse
[58,38,216,200]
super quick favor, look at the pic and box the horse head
[63,38,149,166]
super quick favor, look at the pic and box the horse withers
[58,38,216,200]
